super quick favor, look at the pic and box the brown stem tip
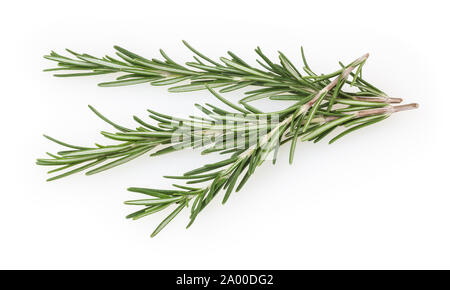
[392,103,419,113]
[355,103,419,118]
[387,97,403,104]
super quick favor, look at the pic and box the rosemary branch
[44,41,401,108]
[39,43,418,236]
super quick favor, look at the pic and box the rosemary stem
[355,103,419,118]
[392,103,419,112]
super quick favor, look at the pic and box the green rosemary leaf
[186,175,217,184]
[85,145,152,175]
[121,69,163,77]
[172,184,201,191]
[37,154,104,165]
[240,102,263,114]
[301,114,355,141]
[127,187,178,197]
[220,57,270,79]
[59,144,133,157]
[100,131,146,142]
[235,169,251,192]
[151,201,187,237]
[186,62,230,73]
[117,131,176,138]
[219,81,254,93]
[240,89,288,103]
[43,134,89,150]
[54,71,114,77]
[44,67,92,72]
[43,55,98,68]
[205,85,248,114]
[116,74,143,80]
[184,157,238,176]
[124,196,184,206]
[88,105,132,132]
[344,114,387,127]
[278,51,302,81]
[150,145,183,157]
[222,156,249,204]
[351,60,366,87]
[182,40,222,67]
[133,116,165,131]
[326,74,344,112]
[151,76,191,86]
[289,114,305,164]
[113,45,151,62]
[133,59,196,75]
[98,78,154,87]
[164,173,218,180]
[77,55,130,70]
[303,91,328,132]
[300,46,310,70]
[126,207,151,219]
[159,49,181,67]
[335,99,388,107]
[329,115,388,144]
[269,95,303,101]
[313,127,336,143]
[227,51,251,67]
[105,55,129,66]
[127,203,172,220]
[168,82,228,93]
[255,47,288,77]
[46,158,106,182]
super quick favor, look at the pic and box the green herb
[39,43,418,236]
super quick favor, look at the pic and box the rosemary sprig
[40,44,418,236]
[44,41,402,106]
[123,100,417,237]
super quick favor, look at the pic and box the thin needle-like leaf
[151,201,187,237]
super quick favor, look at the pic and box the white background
[1,0,449,269]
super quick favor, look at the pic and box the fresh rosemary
[39,42,418,237]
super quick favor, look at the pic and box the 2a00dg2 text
[176,274,274,287]
[220,274,273,286]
